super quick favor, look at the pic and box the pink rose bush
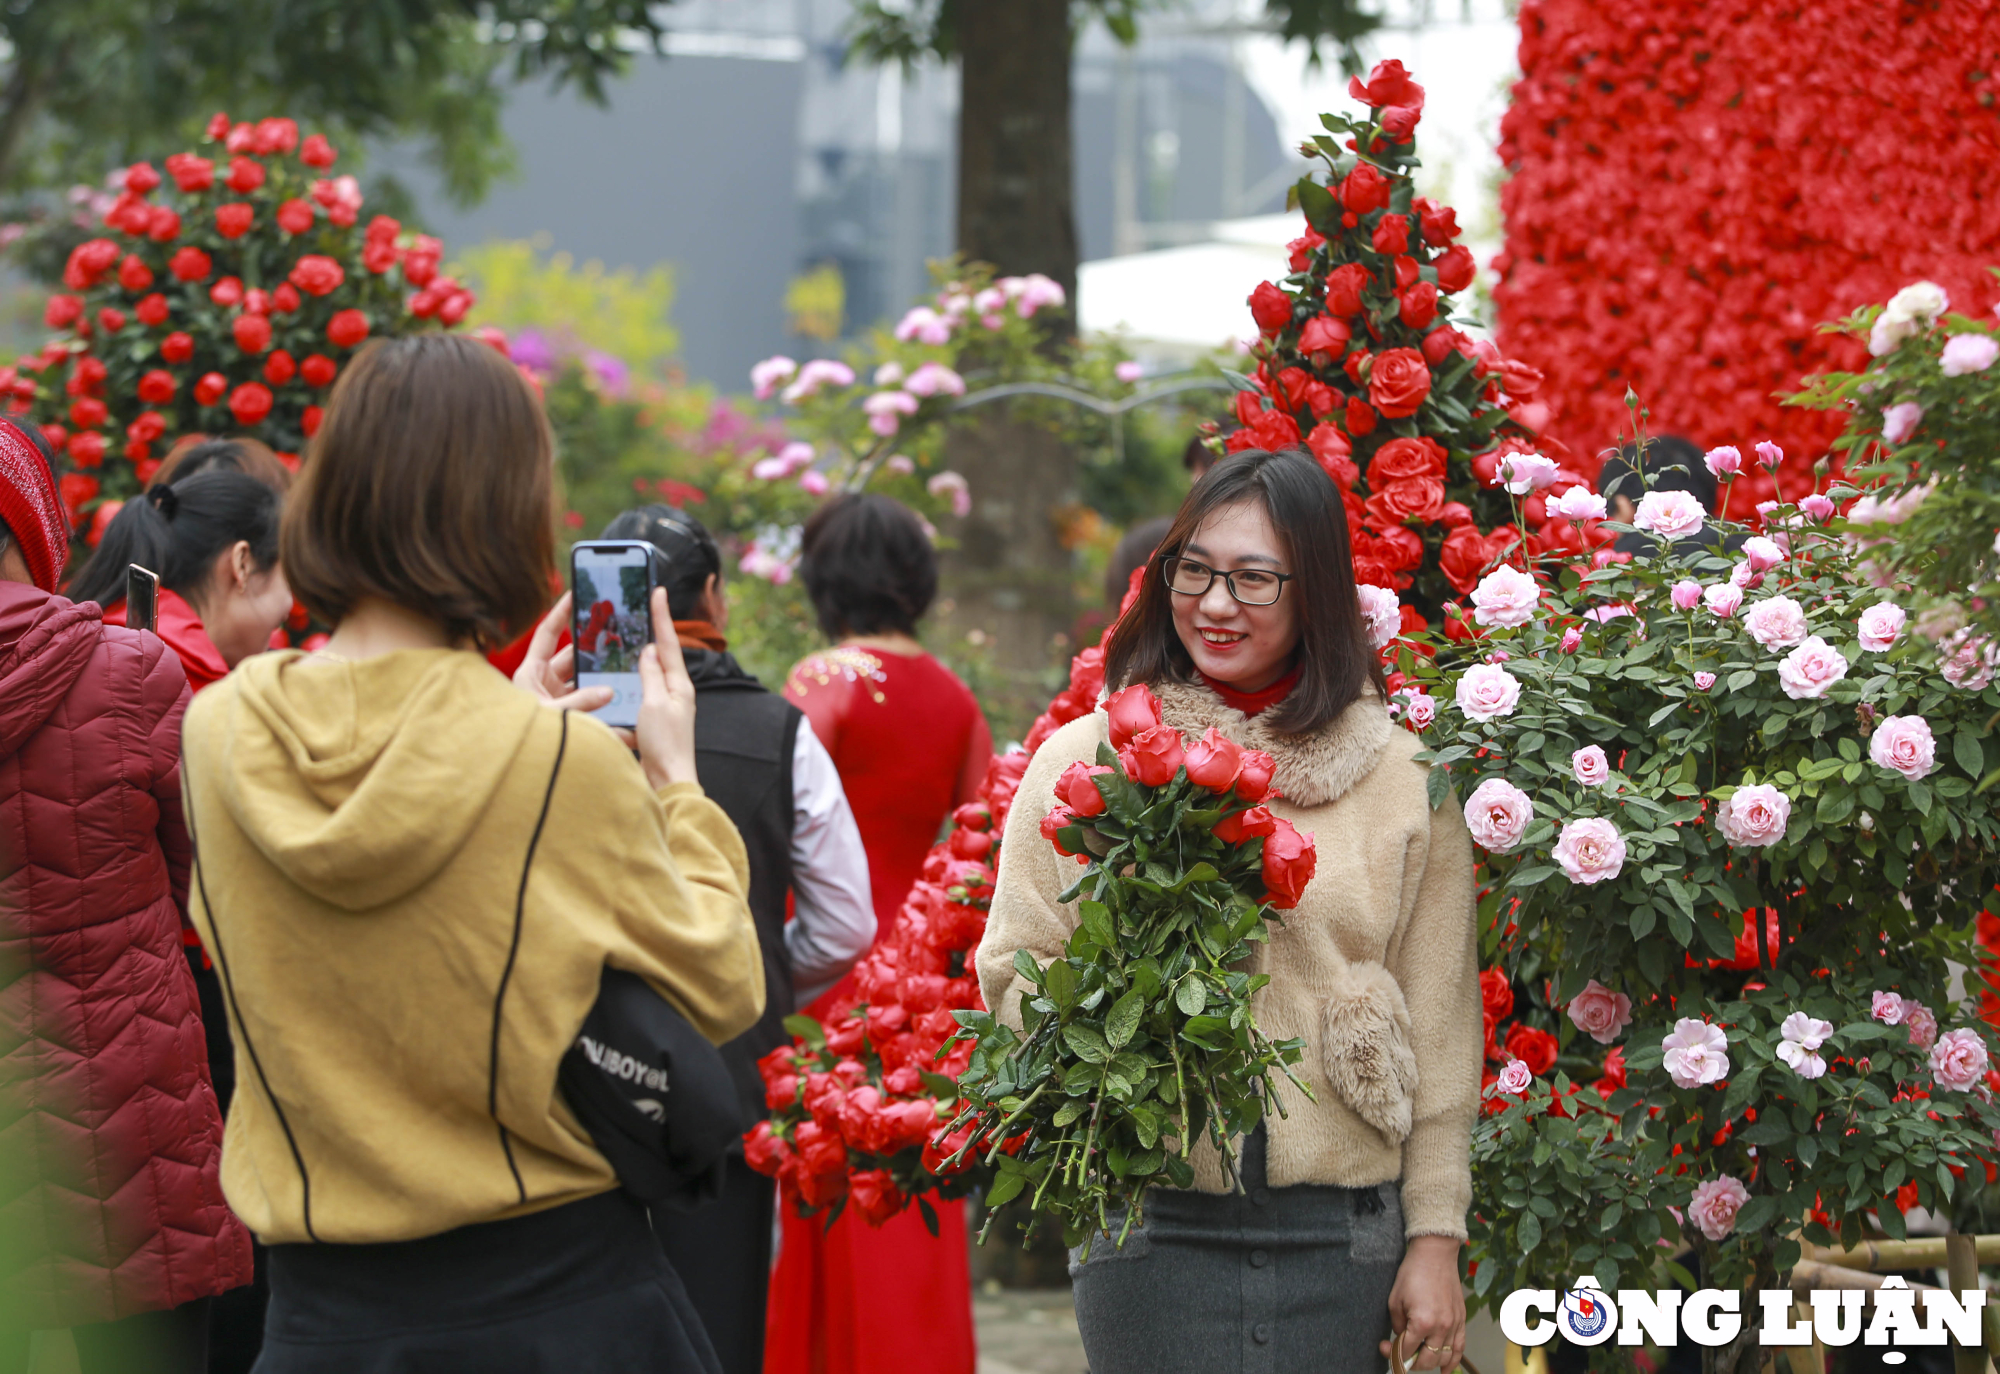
[1776,635,1849,699]
[1743,595,1809,649]
[1463,777,1534,853]
[1661,1019,1729,1089]
[1632,489,1706,540]
[1570,745,1609,787]
[1453,663,1521,722]
[1857,601,1906,651]
[1470,566,1541,629]
[1687,1177,1751,1242]
[1566,980,1632,1044]
[1775,1012,1833,1080]
[1552,817,1625,885]
[1494,1059,1535,1095]
[1357,584,1403,649]
[1868,715,1936,780]
[1930,1029,1990,1092]
[1715,784,1790,848]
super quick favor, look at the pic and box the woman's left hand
[1381,1235,1466,1373]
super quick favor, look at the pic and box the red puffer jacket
[0,580,251,1327]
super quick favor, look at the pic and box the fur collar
[1149,678,1391,809]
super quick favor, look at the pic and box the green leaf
[1426,765,1452,810]
[1046,958,1079,1008]
[1518,1210,1543,1254]
[1176,977,1208,1016]
[1013,948,1045,988]
[985,1172,1027,1207]
[1063,1023,1110,1064]
[1956,729,1988,781]
[1105,990,1144,1049]
[1079,900,1117,952]
[783,1014,826,1050]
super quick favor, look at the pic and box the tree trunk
[942,0,1082,733]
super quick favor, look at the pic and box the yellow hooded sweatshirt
[180,648,764,1245]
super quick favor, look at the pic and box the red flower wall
[1494,0,2000,478]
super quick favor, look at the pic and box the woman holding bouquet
[978,447,1482,1374]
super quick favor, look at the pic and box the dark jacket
[0,580,251,1326]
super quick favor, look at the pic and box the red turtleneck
[1199,664,1299,718]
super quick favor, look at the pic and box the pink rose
[1777,635,1849,699]
[1633,489,1705,540]
[1455,663,1522,722]
[1904,1005,1938,1051]
[1552,488,1607,522]
[1704,445,1742,478]
[1755,439,1785,469]
[1931,1029,1990,1092]
[1571,745,1609,787]
[1670,579,1703,611]
[1260,817,1316,910]
[1941,334,2000,377]
[1553,817,1625,885]
[1776,1012,1833,1080]
[1882,401,1924,445]
[1357,584,1402,649]
[1716,784,1790,848]
[1661,1018,1730,1089]
[1872,991,1908,1025]
[1500,452,1560,494]
[751,355,797,399]
[1566,980,1632,1044]
[1940,630,1996,691]
[1731,560,1761,590]
[1703,583,1743,619]
[1399,690,1437,730]
[1688,1176,1751,1241]
[1744,595,1809,650]
[1183,726,1245,793]
[1123,725,1186,787]
[1742,536,1784,573]
[1694,671,1717,691]
[1463,777,1534,853]
[1560,626,1582,653]
[1869,715,1936,780]
[1858,602,1907,652]
[1471,565,1541,629]
[1799,494,1836,522]
[1495,1058,1533,1094]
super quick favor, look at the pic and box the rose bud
[1183,725,1245,793]
[1122,725,1186,787]
[952,802,992,832]
[1039,804,1082,857]
[1055,760,1113,818]
[1235,749,1279,802]
[1105,682,1164,748]
[1214,805,1279,846]
[1260,817,1317,910]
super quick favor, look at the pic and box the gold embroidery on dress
[787,647,889,704]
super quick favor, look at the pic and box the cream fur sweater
[975,679,1481,1239]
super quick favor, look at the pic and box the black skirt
[255,1190,720,1374]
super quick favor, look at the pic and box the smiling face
[1169,497,1302,693]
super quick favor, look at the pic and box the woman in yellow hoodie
[179,335,765,1372]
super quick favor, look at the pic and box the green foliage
[1400,496,2000,1301]
[944,749,1311,1251]
[460,241,680,379]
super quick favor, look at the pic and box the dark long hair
[601,505,721,620]
[1102,447,1374,737]
[798,493,937,638]
[67,471,281,609]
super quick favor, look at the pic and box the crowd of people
[0,328,1564,1373]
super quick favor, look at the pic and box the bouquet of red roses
[941,683,1317,1253]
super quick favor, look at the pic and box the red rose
[1349,58,1423,111]
[127,410,166,444]
[67,356,107,397]
[1393,255,1421,290]
[37,425,68,453]
[792,1120,847,1178]
[1371,214,1410,256]
[1324,263,1372,318]
[44,295,82,329]
[743,1122,792,1178]
[288,255,347,298]
[136,370,176,404]
[847,1168,904,1227]
[264,349,297,386]
[402,236,443,287]
[300,133,338,169]
[326,308,369,349]
[1505,1023,1558,1076]
[146,207,181,243]
[228,381,273,426]
[1339,163,1391,215]
[1398,282,1439,330]
[68,397,108,430]
[215,204,254,239]
[363,239,402,275]
[1414,197,1460,244]
[60,474,100,520]
[122,161,161,194]
[1286,227,1324,272]
[1214,804,1279,845]
[1228,407,1301,454]
[1039,803,1083,858]
[300,353,337,387]
[1435,244,1476,294]
[1378,524,1424,571]
[1105,683,1164,748]
[169,247,212,283]
[276,198,316,236]
[225,156,266,194]
[1480,968,1514,1021]
[1123,724,1185,788]
[1500,358,1544,400]
[233,313,272,355]
[204,112,232,141]
[301,405,324,438]
[1184,726,1245,793]
[1260,817,1316,910]
[67,432,107,468]
[161,332,195,364]
[134,293,169,327]
[1367,348,1431,419]
[1367,435,1448,486]
[96,308,127,335]
[1055,761,1113,818]
[1438,501,1474,528]
[1364,478,1444,529]
[63,239,120,290]
[272,283,302,314]
[166,153,214,192]
[254,118,299,156]
[1307,424,1358,487]
[1298,313,1351,358]
[1421,326,1465,366]
[1235,749,1278,803]
[1439,524,1491,594]
[1248,281,1293,336]
[1381,103,1422,141]
[365,214,401,244]
[1345,397,1377,436]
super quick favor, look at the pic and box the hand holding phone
[569,540,658,730]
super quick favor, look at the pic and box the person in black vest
[600,505,875,1374]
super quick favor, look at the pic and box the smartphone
[570,540,658,729]
[126,564,160,636]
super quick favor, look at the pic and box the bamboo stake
[1789,1260,1943,1295]
[1946,1233,1988,1374]
[1782,1302,1826,1374]
[1805,1236,2000,1272]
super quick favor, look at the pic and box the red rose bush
[2,113,477,531]
[938,682,1315,1253]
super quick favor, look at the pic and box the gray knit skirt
[1069,1128,1404,1374]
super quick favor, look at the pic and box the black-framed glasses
[1161,556,1294,606]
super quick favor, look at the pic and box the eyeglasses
[1161,556,1293,607]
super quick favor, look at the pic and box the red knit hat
[0,417,69,592]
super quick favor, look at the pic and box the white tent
[1076,215,1297,360]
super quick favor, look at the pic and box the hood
[204,648,541,911]
[0,582,101,758]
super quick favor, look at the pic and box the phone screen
[126,564,159,636]
[571,542,654,729]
